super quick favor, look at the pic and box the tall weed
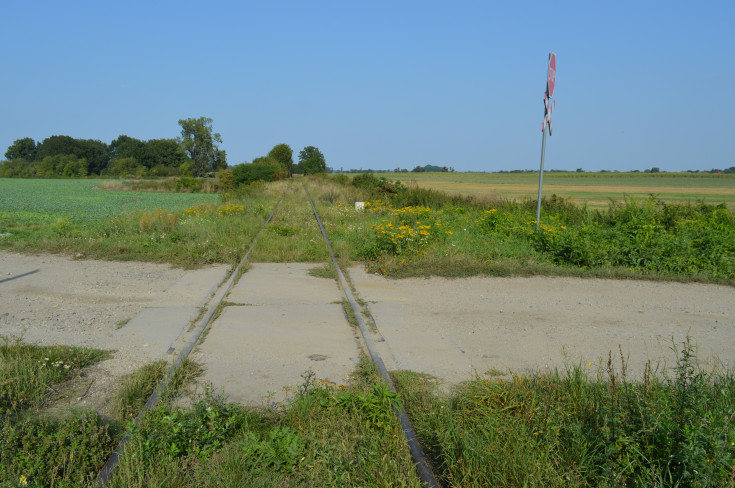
[394,342,735,487]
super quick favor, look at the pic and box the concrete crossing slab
[191,263,360,406]
[114,306,199,361]
[228,262,342,305]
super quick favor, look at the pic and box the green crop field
[0,178,220,224]
[385,172,735,210]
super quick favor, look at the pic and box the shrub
[232,162,284,186]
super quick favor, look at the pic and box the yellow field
[384,172,735,210]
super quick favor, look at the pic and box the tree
[145,139,188,169]
[268,144,294,177]
[5,137,38,161]
[36,135,109,175]
[109,135,145,161]
[297,146,326,175]
[178,117,227,176]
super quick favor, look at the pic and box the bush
[232,162,283,186]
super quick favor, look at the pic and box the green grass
[319,175,735,284]
[393,340,735,487]
[108,358,422,487]
[247,181,332,262]
[0,178,283,267]
[113,359,203,423]
[0,335,111,414]
[0,336,205,488]
[0,337,115,486]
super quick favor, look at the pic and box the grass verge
[113,359,203,423]
[0,337,115,486]
[107,358,422,487]
[393,340,735,487]
[318,174,735,284]
[0,335,111,414]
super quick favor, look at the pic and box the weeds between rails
[1,338,422,487]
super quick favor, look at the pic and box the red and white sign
[547,52,556,98]
[542,52,556,135]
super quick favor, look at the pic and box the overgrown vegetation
[324,173,735,283]
[0,178,282,267]
[108,359,421,487]
[112,359,203,422]
[0,336,204,488]
[394,341,735,487]
[0,337,115,486]
[0,336,111,414]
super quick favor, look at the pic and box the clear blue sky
[1,0,733,172]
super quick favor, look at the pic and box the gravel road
[2,251,733,415]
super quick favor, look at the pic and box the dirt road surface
[349,267,735,384]
[2,251,733,414]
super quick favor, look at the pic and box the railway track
[96,182,441,487]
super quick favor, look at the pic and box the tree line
[1,117,225,178]
[1,116,329,182]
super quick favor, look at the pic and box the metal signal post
[536,52,556,230]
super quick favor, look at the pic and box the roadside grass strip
[107,359,422,487]
[324,174,735,283]
[0,337,115,486]
[393,341,735,488]
[0,336,111,414]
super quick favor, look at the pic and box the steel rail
[94,187,288,486]
[303,183,442,488]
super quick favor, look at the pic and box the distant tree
[38,155,88,177]
[268,144,294,177]
[36,135,78,160]
[576,168,584,172]
[145,139,188,169]
[411,165,424,172]
[178,117,226,176]
[109,135,145,162]
[0,158,37,177]
[5,137,37,161]
[107,157,144,177]
[297,146,326,175]
[650,167,660,173]
[36,135,109,175]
